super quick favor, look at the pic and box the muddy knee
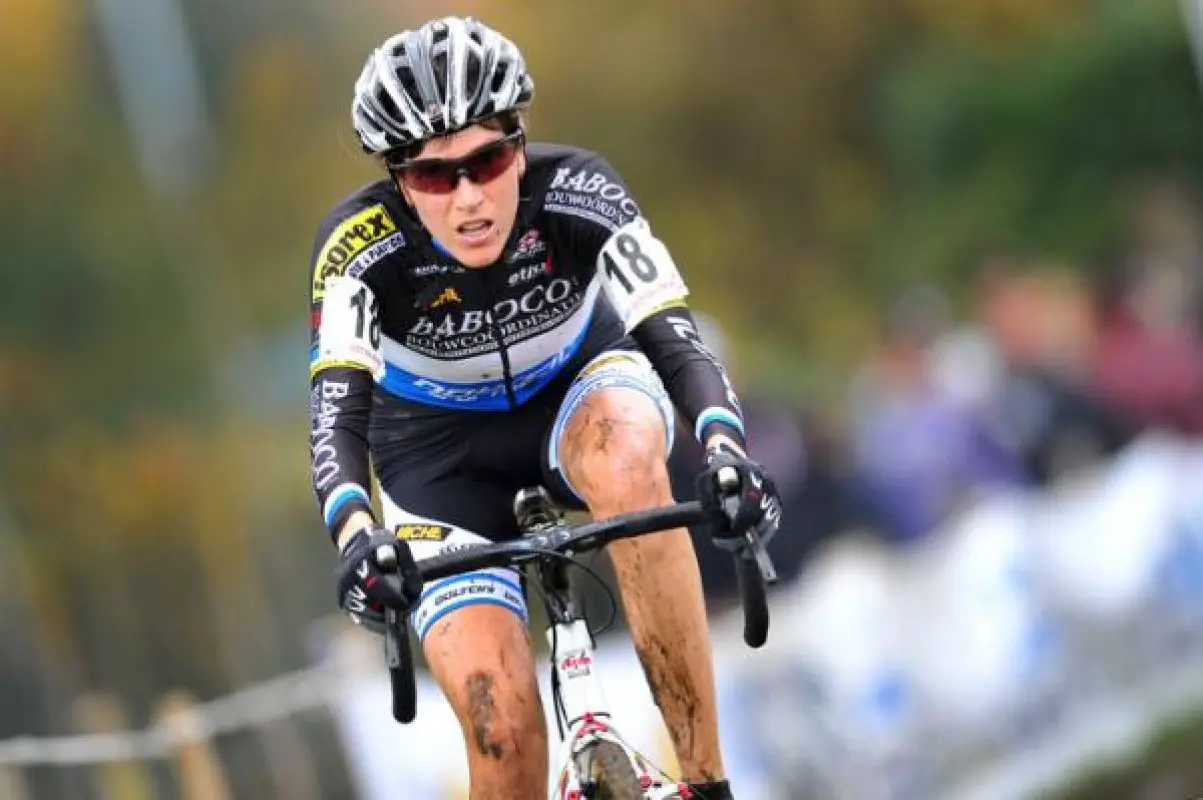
[561,389,670,507]
[463,669,530,761]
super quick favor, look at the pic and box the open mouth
[456,220,494,244]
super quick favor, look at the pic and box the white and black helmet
[352,16,534,156]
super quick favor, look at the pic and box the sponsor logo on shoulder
[312,204,403,301]
[545,167,640,230]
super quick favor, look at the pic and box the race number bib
[598,219,688,331]
[313,276,385,377]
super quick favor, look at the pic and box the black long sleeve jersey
[309,143,745,539]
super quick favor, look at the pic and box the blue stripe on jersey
[377,310,594,410]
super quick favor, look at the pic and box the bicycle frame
[537,550,688,800]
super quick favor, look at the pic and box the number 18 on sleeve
[598,219,689,332]
[312,276,385,378]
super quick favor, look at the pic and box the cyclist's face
[398,124,526,269]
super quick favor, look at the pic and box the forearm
[310,366,376,544]
[631,306,747,452]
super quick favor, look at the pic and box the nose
[451,172,484,208]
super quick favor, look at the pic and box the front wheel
[576,739,643,800]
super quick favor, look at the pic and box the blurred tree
[875,0,1203,284]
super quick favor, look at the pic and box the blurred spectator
[846,285,1025,544]
[1089,254,1203,436]
[931,262,1128,485]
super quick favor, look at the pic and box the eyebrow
[408,132,517,165]
[419,142,497,162]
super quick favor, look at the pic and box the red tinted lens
[402,161,459,194]
[401,135,520,195]
[463,140,518,185]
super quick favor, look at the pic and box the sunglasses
[392,131,525,195]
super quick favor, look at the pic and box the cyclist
[310,16,781,799]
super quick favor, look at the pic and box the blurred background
[3,0,1203,797]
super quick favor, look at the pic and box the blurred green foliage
[1,0,1202,788]
[1048,708,1203,799]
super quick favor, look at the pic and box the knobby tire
[578,739,643,800]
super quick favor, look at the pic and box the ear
[394,174,414,207]
[516,146,527,179]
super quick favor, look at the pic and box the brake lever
[715,466,779,583]
[384,607,404,666]
[374,541,415,609]
[743,525,779,584]
[373,542,408,664]
[372,541,419,723]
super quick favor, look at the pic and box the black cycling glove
[696,447,783,548]
[336,525,423,633]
